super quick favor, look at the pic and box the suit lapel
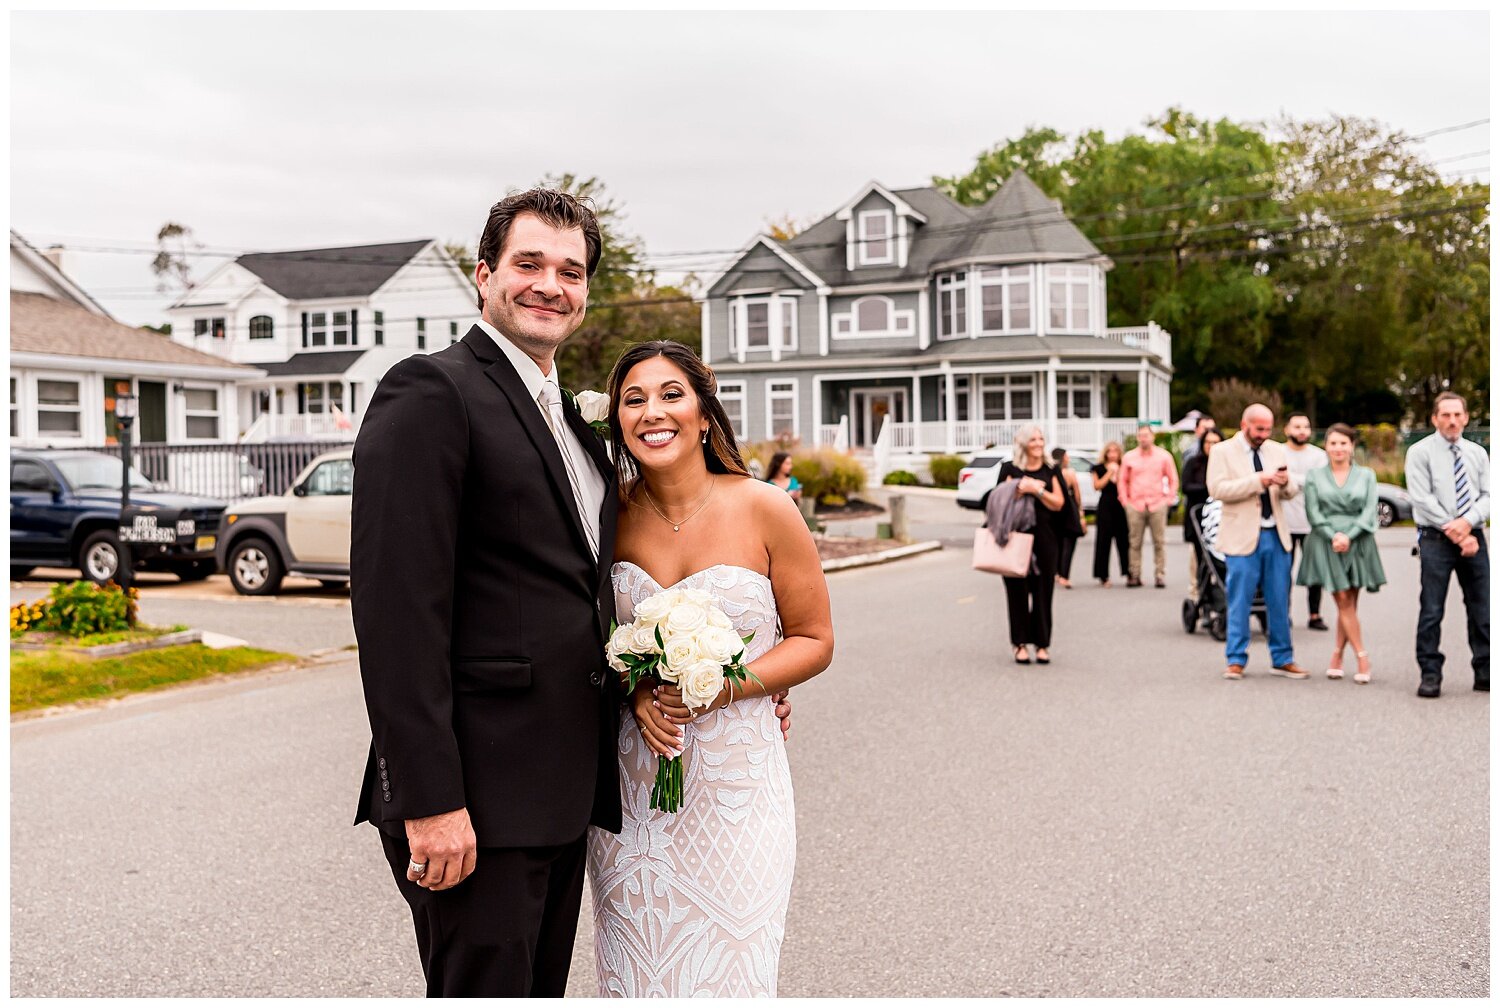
[556,384,620,596]
[464,328,596,564]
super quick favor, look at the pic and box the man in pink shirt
[1118,422,1180,588]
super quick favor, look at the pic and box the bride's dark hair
[606,340,751,485]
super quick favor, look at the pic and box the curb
[821,540,944,573]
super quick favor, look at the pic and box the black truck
[10,449,227,584]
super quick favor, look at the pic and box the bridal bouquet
[606,586,759,813]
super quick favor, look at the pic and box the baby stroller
[1182,500,1267,641]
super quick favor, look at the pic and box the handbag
[973,526,1035,577]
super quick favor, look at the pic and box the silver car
[956,451,1100,513]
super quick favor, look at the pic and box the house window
[729,295,798,353]
[308,312,328,347]
[938,271,967,339]
[1056,374,1094,418]
[978,266,1034,333]
[718,381,746,441]
[766,379,797,439]
[331,311,351,346]
[417,317,427,350]
[373,310,384,346]
[182,388,221,440]
[36,378,82,435]
[980,375,1035,421]
[9,377,18,438]
[1047,264,1094,332]
[298,381,345,414]
[833,296,916,339]
[450,321,459,345]
[194,317,226,340]
[249,315,274,340]
[857,209,894,265]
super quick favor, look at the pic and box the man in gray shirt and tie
[1404,391,1489,698]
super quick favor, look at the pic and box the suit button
[382,781,390,791]
[383,793,391,802]
[378,758,386,769]
[380,770,388,780]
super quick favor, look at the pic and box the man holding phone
[1206,403,1309,681]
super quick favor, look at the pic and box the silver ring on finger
[408,859,428,875]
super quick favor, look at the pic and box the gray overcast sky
[10,9,1491,326]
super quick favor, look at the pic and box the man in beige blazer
[1206,404,1309,680]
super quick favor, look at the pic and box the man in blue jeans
[1206,404,1309,680]
[1405,391,1489,698]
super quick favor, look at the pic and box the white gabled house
[10,230,259,448]
[698,173,1174,474]
[164,239,475,441]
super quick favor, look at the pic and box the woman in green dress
[1296,423,1387,683]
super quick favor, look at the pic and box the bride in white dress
[586,341,834,998]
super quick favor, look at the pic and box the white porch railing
[1104,322,1171,367]
[860,418,1143,458]
[241,411,361,443]
[816,416,850,452]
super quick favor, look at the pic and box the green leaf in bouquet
[654,624,665,650]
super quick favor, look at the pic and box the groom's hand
[773,690,792,740]
[406,807,477,891]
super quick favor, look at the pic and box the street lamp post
[114,392,138,589]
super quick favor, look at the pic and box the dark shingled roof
[772,172,1104,287]
[257,351,368,377]
[235,240,432,299]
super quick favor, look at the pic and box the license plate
[195,535,217,552]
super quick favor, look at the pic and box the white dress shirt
[1239,436,1279,528]
[475,320,606,558]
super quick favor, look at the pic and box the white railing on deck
[816,415,851,452]
[1104,322,1171,367]
[241,412,361,443]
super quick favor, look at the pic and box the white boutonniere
[565,389,611,437]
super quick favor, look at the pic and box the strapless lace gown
[586,562,796,998]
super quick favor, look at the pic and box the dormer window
[728,294,798,355]
[1046,264,1095,332]
[857,210,894,266]
[832,295,916,338]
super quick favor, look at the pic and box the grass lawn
[10,643,298,714]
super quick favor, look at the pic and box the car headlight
[226,514,239,525]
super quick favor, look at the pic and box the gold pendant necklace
[644,478,716,532]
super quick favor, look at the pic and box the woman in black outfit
[1180,427,1221,599]
[1091,441,1129,586]
[1000,425,1066,664]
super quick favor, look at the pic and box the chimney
[42,244,69,276]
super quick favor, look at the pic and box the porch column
[911,376,923,452]
[1136,365,1148,421]
[1045,359,1058,448]
[943,366,956,454]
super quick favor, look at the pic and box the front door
[851,388,908,447]
[138,381,167,444]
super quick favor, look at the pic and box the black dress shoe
[1307,616,1329,631]
[1417,678,1442,698]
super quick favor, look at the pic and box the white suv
[956,451,1101,513]
[216,449,352,595]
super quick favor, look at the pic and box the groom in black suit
[351,189,621,996]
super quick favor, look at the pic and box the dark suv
[10,449,227,585]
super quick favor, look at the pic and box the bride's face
[618,356,710,473]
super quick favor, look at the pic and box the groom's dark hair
[475,188,603,309]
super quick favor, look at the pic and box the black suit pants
[380,827,587,997]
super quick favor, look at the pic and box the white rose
[608,623,637,659]
[705,606,734,630]
[664,601,709,637]
[632,590,675,626]
[630,621,662,656]
[695,626,741,666]
[680,659,726,712]
[574,389,610,424]
[607,651,628,675]
[679,588,715,608]
[662,634,703,673]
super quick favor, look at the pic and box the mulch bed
[815,535,891,562]
[814,499,886,519]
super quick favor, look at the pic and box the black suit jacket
[351,327,622,847]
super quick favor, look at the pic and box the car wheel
[1181,598,1198,634]
[10,566,34,581]
[171,560,215,582]
[1376,501,1395,527]
[79,530,124,586]
[227,538,284,596]
[1209,613,1227,641]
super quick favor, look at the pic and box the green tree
[151,222,199,295]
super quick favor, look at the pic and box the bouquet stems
[651,753,684,813]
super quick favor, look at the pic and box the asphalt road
[10,519,1489,996]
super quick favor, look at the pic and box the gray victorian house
[699,172,1173,473]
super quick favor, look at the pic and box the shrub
[1207,379,1282,429]
[927,454,965,488]
[883,470,919,486]
[790,449,868,505]
[16,581,140,638]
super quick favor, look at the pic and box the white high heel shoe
[1353,652,1371,685]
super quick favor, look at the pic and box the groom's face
[477,212,590,365]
